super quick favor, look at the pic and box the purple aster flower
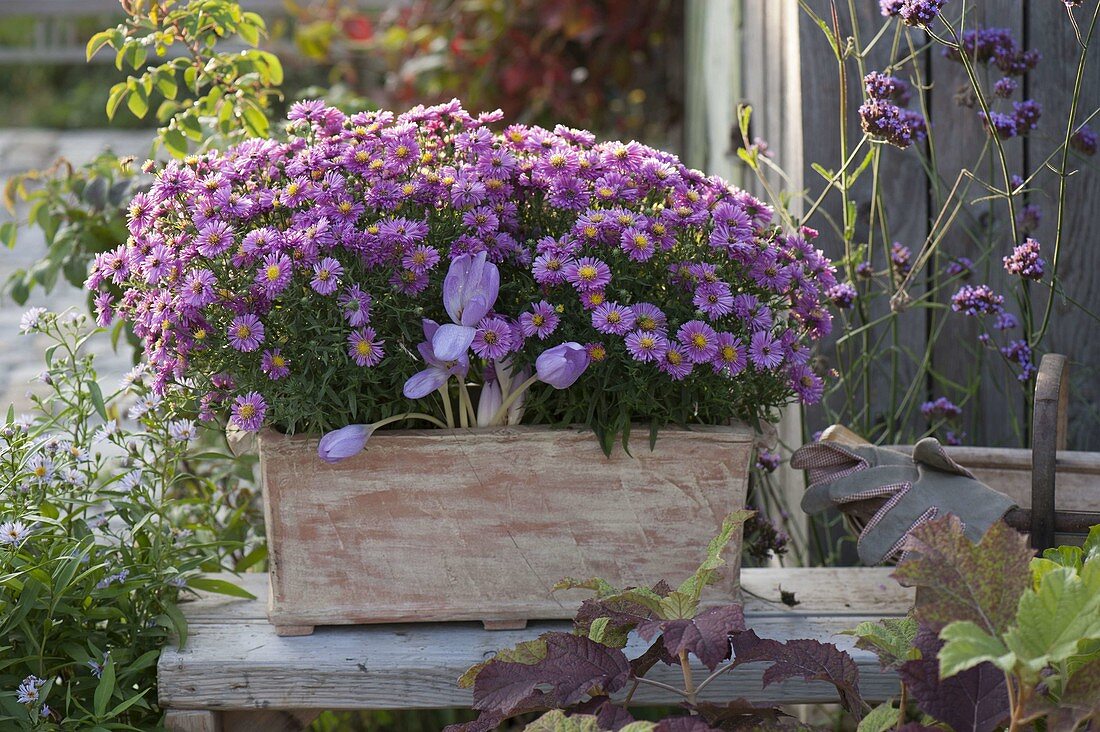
[677,320,719,362]
[789,364,824,403]
[749,330,784,369]
[951,284,1004,316]
[585,342,607,363]
[339,285,372,326]
[462,206,499,236]
[471,316,514,360]
[94,292,115,326]
[826,283,857,309]
[348,327,384,367]
[1003,237,1045,279]
[694,282,735,318]
[620,227,656,261]
[261,349,290,380]
[591,302,637,336]
[402,245,441,274]
[532,252,571,286]
[230,391,267,432]
[712,332,747,376]
[310,257,344,295]
[658,343,693,380]
[580,290,607,310]
[565,257,612,292]
[228,314,264,352]
[519,300,561,339]
[625,329,668,363]
[257,253,293,296]
[196,221,234,257]
[535,342,589,389]
[631,303,668,332]
[182,269,217,307]
[403,319,471,399]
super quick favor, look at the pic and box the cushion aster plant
[91,99,835,456]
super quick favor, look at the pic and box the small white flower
[168,419,198,443]
[16,675,44,704]
[93,420,119,443]
[0,520,31,546]
[127,397,153,420]
[19,307,48,333]
[26,455,54,484]
[119,363,147,390]
[63,467,88,487]
[118,470,142,492]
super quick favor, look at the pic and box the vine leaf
[1048,657,1100,732]
[845,616,919,671]
[675,509,754,608]
[899,624,1009,732]
[1002,562,1100,679]
[892,515,1033,635]
[471,632,630,715]
[637,604,746,670]
[522,710,603,732]
[729,630,863,719]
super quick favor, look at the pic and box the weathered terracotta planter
[258,424,754,636]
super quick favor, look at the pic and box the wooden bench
[158,568,913,731]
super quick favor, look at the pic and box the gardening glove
[791,437,1016,565]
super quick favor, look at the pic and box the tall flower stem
[489,374,540,426]
[373,412,449,431]
[457,381,477,428]
[1032,0,1100,348]
[438,385,455,429]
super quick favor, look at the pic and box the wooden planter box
[258,424,755,636]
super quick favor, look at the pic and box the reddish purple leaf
[637,604,746,670]
[695,699,794,729]
[653,717,721,732]
[574,696,636,730]
[730,630,863,718]
[893,516,1032,635]
[900,622,1009,732]
[539,632,632,705]
[896,725,943,732]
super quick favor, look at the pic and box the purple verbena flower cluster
[920,396,961,421]
[93,100,835,433]
[951,284,1004,316]
[980,100,1042,140]
[944,28,1040,77]
[1001,339,1038,382]
[1071,125,1098,156]
[880,0,947,26]
[860,73,927,149]
[1003,237,1045,280]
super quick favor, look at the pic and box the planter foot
[273,624,315,637]
[482,619,528,630]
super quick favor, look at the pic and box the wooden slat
[1026,5,1100,451]
[159,569,911,712]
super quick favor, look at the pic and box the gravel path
[0,129,150,413]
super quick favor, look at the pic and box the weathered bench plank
[158,568,912,725]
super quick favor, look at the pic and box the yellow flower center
[691,334,708,348]
[286,183,300,196]
[720,346,736,361]
[236,325,251,339]
[317,269,330,281]
[338,202,353,214]
[395,144,410,159]
[638,316,656,330]
[355,150,370,163]
[238,404,255,419]
[194,328,207,341]
[549,153,566,168]
[590,345,606,361]
[588,292,605,306]
[34,466,47,477]
[582,225,598,239]
[532,314,545,326]
[667,351,683,365]
[597,187,613,198]
[483,331,498,345]
[607,311,621,324]
[402,183,415,195]
[578,265,598,281]
[640,336,656,349]
[357,341,372,355]
[272,355,286,367]
[265,265,281,281]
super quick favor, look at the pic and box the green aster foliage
[0,310,259,729]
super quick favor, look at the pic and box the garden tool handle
[1030,353,1068,550]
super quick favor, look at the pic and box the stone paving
[0,129,149,413]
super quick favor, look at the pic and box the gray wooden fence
[726,1,1100,451]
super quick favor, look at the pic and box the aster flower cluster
[95,100,835,436]
[859,73,927,149]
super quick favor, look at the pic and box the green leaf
[86,30,114,61]
[240,101,269,138]
[93,657,116,718]
[162,128,188,159]
[254,50,283,85]
[1084,525,1100,562]
[186,576,256,600]
[237,18,260,46]
[159,601,188,647]
[938,621,1015,678]
[156,73,178,100]
[552,576,618,598]
[1003,563,1100,678]
[892,515,1034,635]
[857,701,900,732]
[87,381,108,420]
[845,616,919,670]
[587,617,611,644]
[106,83,128,120]
[106,688,150,719]
[0,221,16,249]
[675,509,754,604]
[126,81,149,118]
[524,710,603,732]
